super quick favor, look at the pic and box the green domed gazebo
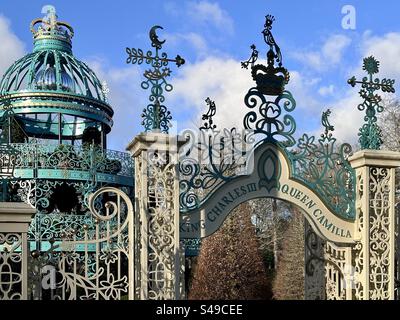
[0,7,112,143]
[0,7,133,254]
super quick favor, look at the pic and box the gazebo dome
[0,6,113,140]
[0,47,108,102]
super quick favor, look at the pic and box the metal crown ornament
[241,15,290,95]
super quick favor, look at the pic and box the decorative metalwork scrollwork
[242,15,289,96]
[0,233,23,300]
[368,167,391,299]
[179,15,356,223]
[179,127,253,212]
[241,15,294,145]
[27,187,134,300]
[324,242,348,300]
[9,143,132,178]
[288,109,356,219]
[243,88,296,146]
[304,220,326,300]
[146,151,179,299]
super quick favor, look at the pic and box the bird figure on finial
[262,15,282,67]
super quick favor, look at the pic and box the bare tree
[249,198,290,268]
[378,97,400,152]
[272,207,305,300]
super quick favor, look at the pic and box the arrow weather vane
[126,26,185,133]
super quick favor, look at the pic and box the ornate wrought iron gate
[27,187,135,300]
[2,8,400,301]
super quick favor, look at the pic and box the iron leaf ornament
[126,25,185,133]
[348,56,395,150]
[288,109,356,219]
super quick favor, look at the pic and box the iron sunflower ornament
[362,56,380,75]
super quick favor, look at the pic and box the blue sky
[1,0,400,151]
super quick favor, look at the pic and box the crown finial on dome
[30,5,74,51]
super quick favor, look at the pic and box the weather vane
[126,26,185,133]
[241,14,289,95]
[348,56,395,149]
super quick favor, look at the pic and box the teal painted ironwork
[10,143,133,181]
[0,6,113,139]
[0,98,19,201]
[179,15,356,221]
[126,26,185,133]
[0,8,136,279]
[348,56,395,150]
[182,238,201,257]
[242,15,294,146]
[199,97,217,130]
[179,96,252,212]
[287,109,355,220]
[241,15,290,96]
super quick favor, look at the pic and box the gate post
[349,150,400,300]
[0,202,36,300]
[127,132,186,300]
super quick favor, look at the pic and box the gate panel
[28,187,134,300]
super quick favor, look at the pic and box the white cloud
[360,32,400,80]
[327,92,364,146]
[169,56,252,130]
[0,15,25,77]
[318,84,335,96]
[287,71,321,111]
[85,57,145,151]
[164,32,209,56]
[322,35,351,65]
[326,32,400,146]
[186,1,234,34]
[168,57,327,136]
[291,34,351,72]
